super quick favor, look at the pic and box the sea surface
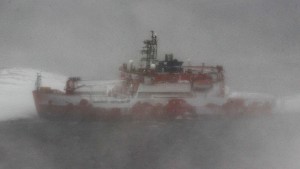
[1,114,300,169]
[1,68,300,169]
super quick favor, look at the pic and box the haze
[1,0,300,95]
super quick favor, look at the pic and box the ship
[32,31,275,120]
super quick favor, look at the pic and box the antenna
[141,31,158,68]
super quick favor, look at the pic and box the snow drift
[276,95,300,113]
[0,68,66,121]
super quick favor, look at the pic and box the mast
[141,31,158,68]
[35,73,42,91]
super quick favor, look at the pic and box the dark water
[0,114,300,169]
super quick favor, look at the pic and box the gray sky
[1,0,300,95]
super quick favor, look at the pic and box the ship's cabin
[136,81,192,99]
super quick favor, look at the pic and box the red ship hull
[33,90,273,120]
